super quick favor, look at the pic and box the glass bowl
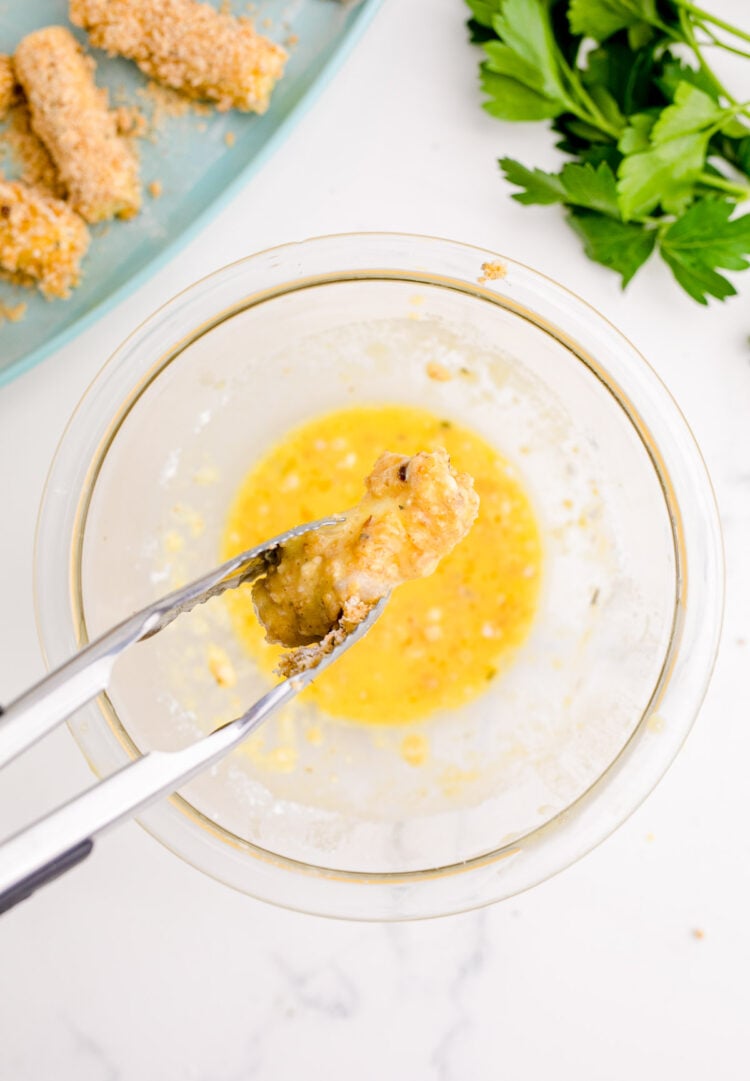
[35,234,723,919]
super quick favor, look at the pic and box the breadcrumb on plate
[0,299,27,323]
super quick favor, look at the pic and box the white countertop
[1,1,749,1078]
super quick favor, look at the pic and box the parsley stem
[675,2,750,46]
[556,55,621,140]
[699,26,750,62]
[677,8,737,105]
[697,172,750,199]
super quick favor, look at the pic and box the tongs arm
[0,601,385,915]
[0,517,336,770]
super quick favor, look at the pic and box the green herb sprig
[468,0,750,303]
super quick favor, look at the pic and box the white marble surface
[1,0,749,1077]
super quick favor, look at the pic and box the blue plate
[0,0,381,387]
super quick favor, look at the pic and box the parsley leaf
[618,112,656,154]
[584,39,659,115]
[493,0,567,100]
[467,18,496,44]
[659,199,750,304]
[657,59,720,102]
[502,158,622,218]
[500,158,566,204]
[650,82,724,143]
[711,134,750,179]
[616,82,729,218]
[568,209,657,285]
[568,0,659,41]
[617,132,709,218]
[481,68,566,121]
[465,0,502,28]
[483,41,553,92]
[736,137,750,176]
[479,0,576,121]
[561,161,621,216]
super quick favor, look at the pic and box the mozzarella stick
[14,27,141,223]
[69,0,287,114]
[254,449,480,676]
[0,180,90,299]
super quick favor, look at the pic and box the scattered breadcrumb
[224,130,235,148]
[478,259,507,284]
[0,179,90,298]
[1,101,66,200]
[286,34,299,48]
[136,81,191,138]
[0,299,27,323]
[14,27,141,223]
[70,0,287,114]
[114,104,148,138]
[692,928,705,941]
[426,360,453,382]
[148,179,163,198]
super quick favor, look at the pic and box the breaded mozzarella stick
[0,180,90,298]
[70,0,286,114]
[14,27,141,223]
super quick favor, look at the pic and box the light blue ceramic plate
[0,0,381,387]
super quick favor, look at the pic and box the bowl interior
[78,275,676,875]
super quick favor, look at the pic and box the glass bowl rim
[34,232,724,919]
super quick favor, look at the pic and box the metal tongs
[0,518,385,915]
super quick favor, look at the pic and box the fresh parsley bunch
[468,0,750,303]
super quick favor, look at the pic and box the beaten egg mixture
[222,404,542,724]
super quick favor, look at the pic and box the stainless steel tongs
[0,518,385,915]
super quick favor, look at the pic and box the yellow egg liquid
[222,405,542,724]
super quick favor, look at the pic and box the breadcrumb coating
[0,179,90,298]
[70,0,287,114]
[0,55,18,119]
[253,448,480,676]
[14,27,141,223]
[2,101,66,201]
